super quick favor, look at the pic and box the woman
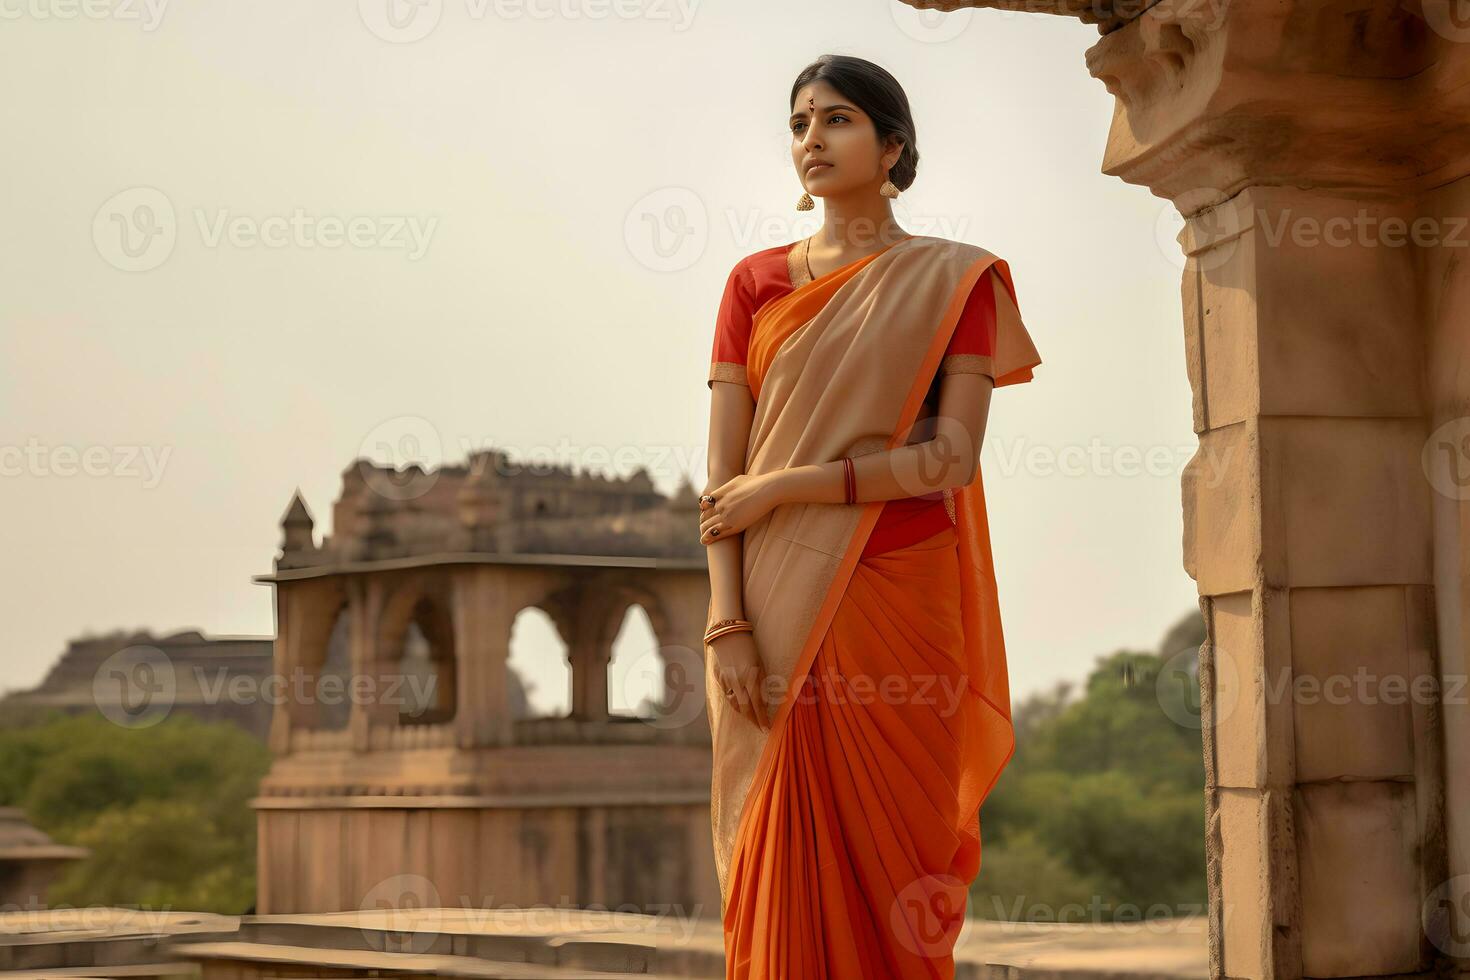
[698,54,1042,977]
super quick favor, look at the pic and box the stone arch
[316,606,351,731]
[623,578,709,728]
[538,574,693,722]
[607,601,661,718]
[507,604,570,719]
[290,577,349,731]
[376,573,457,726]
[600,578,698,721]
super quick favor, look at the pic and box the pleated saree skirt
[722,522,976,979]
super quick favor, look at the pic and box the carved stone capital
[906,0,1470,210]
[1084,0,1470,209]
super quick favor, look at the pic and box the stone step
[218,908,718,976]
[1,906,1209,979]
[0,965,194,980]
[172,940,684,979]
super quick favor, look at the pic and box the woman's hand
[708,630,770,731]
[698,472,781,545]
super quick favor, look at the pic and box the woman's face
[790,78,902,201]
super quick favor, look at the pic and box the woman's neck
[810,197,907,254]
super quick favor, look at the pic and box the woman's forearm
[774,420,976,508]
[706,534,745,621]
[704,379,757,624]
[704,466,746,621]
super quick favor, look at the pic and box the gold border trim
[939,352,996,378]
[786,237,811,289]
[708,361,749,387]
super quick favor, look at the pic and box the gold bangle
[706,623,753,642]
[706,617,753,645]
[705,623,754,644]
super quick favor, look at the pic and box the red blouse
[708,241,1004,558]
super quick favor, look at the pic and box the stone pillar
[1180,186,1447,978]
[452,566,517,747]
[267,585,296,756]
[545,580,621,723]
[568,626,614,722]
[1073,1,1470,974]
[348,576,383,752]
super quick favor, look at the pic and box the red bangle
[842,456,856,505]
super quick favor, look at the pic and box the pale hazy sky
[0,0,1200,714]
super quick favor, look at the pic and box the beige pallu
[702,233,1042,922]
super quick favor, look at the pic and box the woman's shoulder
[720,242,798,304]
[729,241,795,275]
[910,234,997,260]
[911,236,1012,286]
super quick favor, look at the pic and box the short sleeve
[939,266,1041,387]
[708,261,754,388]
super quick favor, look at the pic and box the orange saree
[704,235,1041,978]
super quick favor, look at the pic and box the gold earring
[879,178,899,199]
[796,191,814,211]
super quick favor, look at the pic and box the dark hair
[789,54,919,192]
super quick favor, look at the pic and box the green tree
[0,712,269,913]
[973,612,1208,921]
[48,798,255,913]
